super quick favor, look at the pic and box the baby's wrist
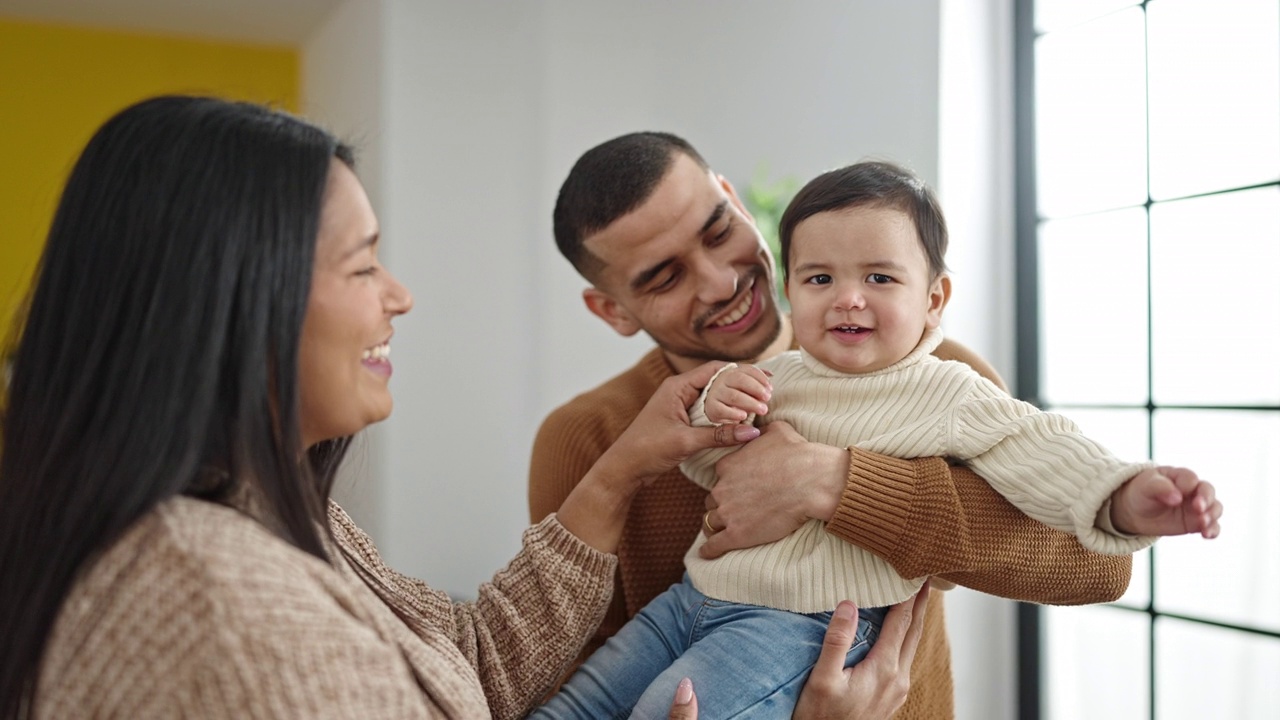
[805,444,850,523]
[1108,480,1139,534]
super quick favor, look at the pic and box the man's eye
[355,266,378,277]
[652,270,682,292]
[805,274,832,285]
[707,220,733,246]
[868,273,892,284]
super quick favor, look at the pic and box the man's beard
[650,301,784,364]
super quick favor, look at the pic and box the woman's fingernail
[733,425,760,442]
[675,677,693,705]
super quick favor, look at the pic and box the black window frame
[1013,1,1280,718]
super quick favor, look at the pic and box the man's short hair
[777,160,949,282]
[553,132,709,280]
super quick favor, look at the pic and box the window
[1014,1,1280,718]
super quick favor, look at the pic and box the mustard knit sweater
[529,336,1133,720]
[682,329,1154,612]
[36,497,615,719]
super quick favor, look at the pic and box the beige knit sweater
[35,497,616,719]
[682,329,1156,612]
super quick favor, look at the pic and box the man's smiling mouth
[708,277,757,329]
[706,288,752,327]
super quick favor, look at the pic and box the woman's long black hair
[0,96,355,717]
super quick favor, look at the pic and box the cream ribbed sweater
[35,497,615,719]
[682,329,1156,612]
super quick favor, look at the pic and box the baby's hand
[705,365,773,425]
[1110,466,1222,539]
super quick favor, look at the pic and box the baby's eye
[805,274,832,285]
[867,273,893,284]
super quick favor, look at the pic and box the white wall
[301,0,389,540]
[378,0,547,599]
[937,0,1018,719]
[303,1,1016,717]
[939,0,1016,381]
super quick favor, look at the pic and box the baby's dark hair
[777,160,948,282]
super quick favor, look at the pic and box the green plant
[742,164,799,310]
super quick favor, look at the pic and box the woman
[0,96,923,719]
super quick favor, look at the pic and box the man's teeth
[362,343,390,361]
[711,291,753,328]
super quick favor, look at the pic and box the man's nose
[694,256,739,305]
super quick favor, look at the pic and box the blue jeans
[530,574,886,720]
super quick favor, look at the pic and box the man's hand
[699,421,849,558]
[1110,466,1223,538]
[794,586,930,720]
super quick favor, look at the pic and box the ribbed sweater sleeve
[330,505,616,720]
[846,364,1157,557]
[946,387,1156,555]
[681,362,746,490]
[832,448,1134,604]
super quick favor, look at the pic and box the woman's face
[298,160,413,447]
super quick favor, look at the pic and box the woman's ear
[925,274,951,329]
[583,287,642,337]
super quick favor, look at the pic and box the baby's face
[785,205,946,374]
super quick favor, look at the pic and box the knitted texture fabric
[36,497,616,719]
[529,339,1132,719]
[680,329,1153,611]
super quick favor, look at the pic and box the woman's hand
[668,678,698,720]
[558,362,759,554]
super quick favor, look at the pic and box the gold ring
[703,511,717,534]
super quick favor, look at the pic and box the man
[530,132,1131,717]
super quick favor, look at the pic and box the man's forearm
[830,449,1131,605]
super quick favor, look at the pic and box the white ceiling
[0,0,347,45]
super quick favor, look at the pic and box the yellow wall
[0,18,299,341]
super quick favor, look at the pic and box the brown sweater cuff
[534,514,618,578]
[826,447,935,559]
